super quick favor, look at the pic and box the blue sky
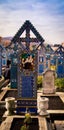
[0,0,64,44]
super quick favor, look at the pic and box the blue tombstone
[57,65,64,78]
[56,57,64,78]
[10,52,18,88]
[39,64,44,74]
[38,56,44,74]
[9,20,45,114]
[2,52,7,67]
[54,45,64,78]
[51,59,56,65]
[0,45,6,77]
[17,52,37,114]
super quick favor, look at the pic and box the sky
[0,0,64,44]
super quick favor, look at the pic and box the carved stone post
[5,97,15,116]
[39,97,49,116]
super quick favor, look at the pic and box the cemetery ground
[0,76,64,130]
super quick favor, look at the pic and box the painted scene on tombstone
[21,53,35,71]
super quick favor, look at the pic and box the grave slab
[43,69,56,94]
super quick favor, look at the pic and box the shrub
[37,76,43,89]
[55,78,64,91]
[20,113,32,130]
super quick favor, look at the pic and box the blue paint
[10,66,17,88]
[22,76,34,98]
[16,107,37,114]
[10,53,18,88]
[39,64,44,73]
[56,65,64,78]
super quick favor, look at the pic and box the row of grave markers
[0,45,7,77]
[0,45,64,79]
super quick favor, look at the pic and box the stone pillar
[5,97,15,116]
[38,96,49,116]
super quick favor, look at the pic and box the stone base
[39,110,49,116]
[54,120,64,130]
[43,88,56,94]
[17,99,37,114]
[4,110,15,116]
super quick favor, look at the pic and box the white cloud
[0,0,64,44]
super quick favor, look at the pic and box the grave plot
[41,95,64,110]
[10,118,39,130]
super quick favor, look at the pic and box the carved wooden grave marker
[8,20,45,114]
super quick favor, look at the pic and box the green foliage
[37,76,43,88]
[55,78,64,91]
[20,125,29,130]
[20,113,32,130]
[24,113,32,124]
